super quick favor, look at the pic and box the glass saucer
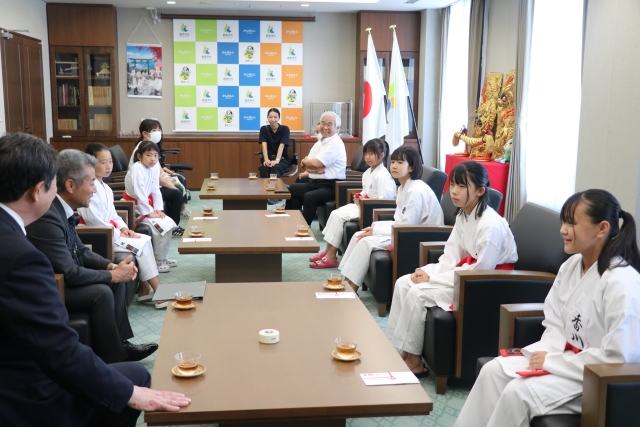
[332,350,361,362]
[295,231,311,237]
[189,232,204,238]
[323,283,345,290]
[172,301,196,310]
[172,364,206,377]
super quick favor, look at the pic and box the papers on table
[193,217,218,220]
[285,237,314,241]
[265,214,291,217]
[182,238,212,242]
[315,292,356,299]
[360,372,420,386]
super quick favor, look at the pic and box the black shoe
[123,341,158,362]
[172,226,185,237]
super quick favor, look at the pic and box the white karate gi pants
[454,359,582,427]
[141,218,172,262]
[114,239,159,282]
[322,204,359,248]
[339,234,388,286]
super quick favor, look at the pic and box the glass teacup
[174,351,201,375]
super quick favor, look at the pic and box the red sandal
[309,257,339,269]
[309,250,327,262]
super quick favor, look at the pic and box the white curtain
[525,0,583,211]
[437,0,472,170]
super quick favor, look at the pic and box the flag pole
[390,25,423,164]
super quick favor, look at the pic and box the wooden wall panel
[209,142,240,180]
[47,4,116,47]
[357,12,420,52]
[176,142,209,186]
[239,142,260,178]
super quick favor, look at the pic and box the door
[1,31,46,140]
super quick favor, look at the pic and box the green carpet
[131,191,470,426]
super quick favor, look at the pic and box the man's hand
[120,229,138,238]
[110,255,138,283]
[356,227,373,241]
[315,166,325,174]
[127,386,191,412]
[299,171,309,179]
[527,351,547,370]
[410,268,430,284]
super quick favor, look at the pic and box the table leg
[216,254,282,282]
[223,199,267,210]
[220,419,346,427]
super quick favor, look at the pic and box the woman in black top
[258,108,292,178]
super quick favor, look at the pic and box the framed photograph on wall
[127,44,162,99]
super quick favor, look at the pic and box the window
[525,0,583,210]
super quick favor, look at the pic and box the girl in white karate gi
[339,146,444,292]
[79,144,168,309]
[309,138,397,268]
[454,189,640,427]
[387,161,518,376]
[124,141,178,274]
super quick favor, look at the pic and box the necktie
[67,216,79,266]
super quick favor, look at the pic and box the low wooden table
[178,210,319,282]
[145,282,432,426]
[199,178,291,210]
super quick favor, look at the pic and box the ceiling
[48,0,457,14]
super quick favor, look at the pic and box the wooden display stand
[443,154,510,216]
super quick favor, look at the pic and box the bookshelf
[50,46,118,136]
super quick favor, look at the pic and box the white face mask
[148,130,162,143]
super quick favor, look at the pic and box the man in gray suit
[26,149,157,363]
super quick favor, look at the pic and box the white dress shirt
[307,133,346,180]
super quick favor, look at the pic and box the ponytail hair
[134,141,160,163]
[560,189,640,275]
[84,143,110,158]
[363,138,389,160]
[450,161,491,219]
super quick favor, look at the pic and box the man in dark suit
[26,149,157,363]
[0,133,190,426]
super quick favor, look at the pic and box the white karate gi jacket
[359,164,396,199]
[124,162,164,217]
[498,255,640,413]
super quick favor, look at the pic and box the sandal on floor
[413,365,430,379]
[172,226,185,237]
[309,250,327,262]
[137,289,155,302]
[309,257,339,269]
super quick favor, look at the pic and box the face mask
[148,131,162,143]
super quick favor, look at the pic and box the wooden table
[199,178,291,210]
[178,210,319,282]
[145,282,433,426]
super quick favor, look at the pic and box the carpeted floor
[131,191,470,426]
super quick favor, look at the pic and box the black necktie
[67,216,79,266]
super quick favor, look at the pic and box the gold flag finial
[389,24,396,30]
[365,27,372,33]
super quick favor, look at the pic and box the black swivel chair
[420,202,569,394]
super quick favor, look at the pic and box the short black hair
[134,140,160,163]
[137,119,163,148]
[85,143,110,158]
[267,108,281,118]
[390,146,423,180]
[450,161,491,218]
[363,138,389,159]
[0,133,58,203]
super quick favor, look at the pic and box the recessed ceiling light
[167,1,176,4]
[301,3,310,6]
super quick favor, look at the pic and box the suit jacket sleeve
[26,208,112,287]
[0,237,133,413]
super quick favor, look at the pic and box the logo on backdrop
[203,46,211,54]
[288,47,296,56]
[286,89,297,102]
[182,111,190,120]
[179,66,191,80]
[245,90,254,99]
[203,89,212,99]
[244,45,255,59]
[223,24,233,38]
[223,110,234,123]
[180,23,189,33]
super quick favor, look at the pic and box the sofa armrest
[419,241,447,266]
[583,363,640,427]
[498,303,544,350]
[452,270,556,378]
[54,274,65,304]
[373,208,396,222]
[76,226,114,261]
[335,181,362,208]
[113,200,136,230]
[359,199,397,229]
[345,170,364,180]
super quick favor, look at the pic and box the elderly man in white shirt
[286,111,347,225]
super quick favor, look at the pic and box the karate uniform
[322,165,397,248]
[387,205,518,355]
[124,162,175,262]
[339,179,444,286]
[77,181,159,282]
[454,255,640,427]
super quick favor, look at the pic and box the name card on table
[360,372,420,386]
[182,238,213,242]
[265,214,291,218]
[285,237,314,241]
[193,217,218,220]
[315,292,356,299]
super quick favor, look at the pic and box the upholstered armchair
[420,203,569,394]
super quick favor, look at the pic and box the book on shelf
[93,114,112,131]
[88,86,112,106]
[88,86,94,105]
[57,119,78,130]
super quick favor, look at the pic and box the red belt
[565,341,582,354]
[123,191,154,224]
[449,256,516,310]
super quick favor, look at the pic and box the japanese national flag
[362,32,387,145]
[386,30,410,154]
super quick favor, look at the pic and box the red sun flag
[363,81,372,118]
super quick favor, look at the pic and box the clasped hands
[263,159,278,167]
[527,351,547,371]
[146,210,166,219]
[410,268,430,284]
